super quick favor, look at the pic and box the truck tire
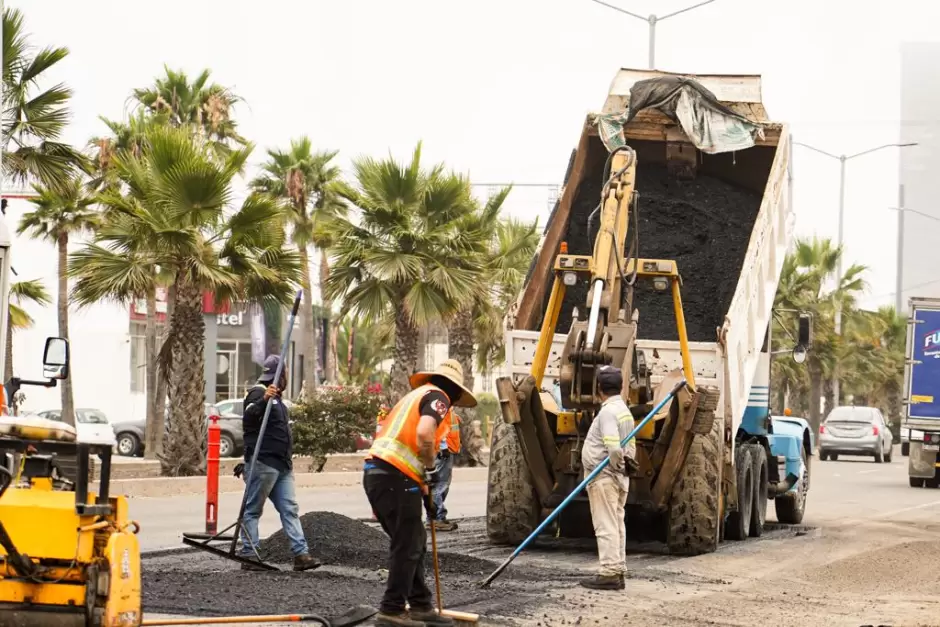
[774,445,808,524]
[902,442,910,456]
[691,385,720,435]
[909,476,925,488]
[666,413,723,555]
[486,411,539,545]
[725,444,753,541]
[749,442,768,538]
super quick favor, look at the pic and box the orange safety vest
[368,384,442,485]
[435,410,461,454]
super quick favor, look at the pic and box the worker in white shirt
[579,366,636,590]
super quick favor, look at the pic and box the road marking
[858,469,881,475]
[878,498,940,519]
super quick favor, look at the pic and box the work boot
[579,573,625,590]
[293,553,322,571]
[409,608,454,626]
[375,611,426,627]
[428,519,458,532]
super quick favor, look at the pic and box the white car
[35,408,117,448]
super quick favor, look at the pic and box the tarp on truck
[909,306,940,420]
[597,76,765,154]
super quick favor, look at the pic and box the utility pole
[895,184,905,314]
[794,141,917,407]
[587,0,719,69]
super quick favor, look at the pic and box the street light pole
[794,141,918,407]
[587,0,719,69]
[895,184,905,314]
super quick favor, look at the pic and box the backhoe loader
[487,69,813,555]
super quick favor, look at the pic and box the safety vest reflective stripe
[616,411,633,425]
[370,436,424,480]
[450,421,460,432]
[602,436,621,445]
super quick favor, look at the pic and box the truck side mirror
[42,337,69,380]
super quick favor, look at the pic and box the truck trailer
[903,296,940,488]
[486,68,814,555]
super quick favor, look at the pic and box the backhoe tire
[486,411,539,545]
[725,444,754,541]
[691,385,720,435]
[749,443,769,538]
[775,445,808,524]
[667,413,723,555]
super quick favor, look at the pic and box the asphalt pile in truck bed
[260,511,501,578]
[556,162,762,342]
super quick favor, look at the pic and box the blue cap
[259,355,281,383]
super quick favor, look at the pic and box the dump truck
[486,68,814,555]
[903,296,940,488]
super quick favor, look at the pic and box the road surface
[139,448,940,626]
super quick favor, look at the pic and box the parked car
[112,403,243,458]
[819,406,894,463]
[35,408,116,448]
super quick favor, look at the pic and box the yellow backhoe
[0,337,142,627]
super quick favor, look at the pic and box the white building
[898,42,940,311]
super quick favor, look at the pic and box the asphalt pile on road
[556,161,762,342]
[260,511,504,578]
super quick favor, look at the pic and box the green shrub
[290,386,382,472]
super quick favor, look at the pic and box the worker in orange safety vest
[362,360,476,627]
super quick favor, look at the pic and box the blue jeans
[432,453,454,521]
[238,460,308,558]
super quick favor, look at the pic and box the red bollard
[206,413,221,534]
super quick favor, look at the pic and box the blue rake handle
[479,379,689,588]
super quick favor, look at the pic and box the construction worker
[237,354,320,572]
[429,408,461,531]
[363,360,477,627]
[580,365,635,590]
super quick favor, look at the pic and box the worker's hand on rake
[424,465,440,489]
[423,493,437,521]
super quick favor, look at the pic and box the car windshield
[825,407,874,424]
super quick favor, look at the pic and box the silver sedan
[819,406,894,463]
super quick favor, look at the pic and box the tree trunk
[320,248,338,384]
[447,307,481,467]
[808,361,823,434]
[347,322,356,383]
[143,287,160,459]
[4,314,13,384]
[823,379,834,418]
[57,234,76,427]
[160,279,205,476]
[152,285,175,459]
[390,306,419,402]
[299,247,318,395]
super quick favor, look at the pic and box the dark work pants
[363,464,433,614]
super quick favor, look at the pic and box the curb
[101,466,489,498]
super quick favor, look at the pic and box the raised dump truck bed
[491,67,808,554]
[509,67,793,443]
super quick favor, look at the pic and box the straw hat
[409,359,478,408]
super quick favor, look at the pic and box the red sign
[129,289,230,322]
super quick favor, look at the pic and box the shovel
[142,604,378,626]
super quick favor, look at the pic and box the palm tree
[770,237,868,431]
[2,7,87,189]
[69,125,300,476]
[325,142,480,399]
[132,66,244,150]
[18,176,98,426]
[250,137,351,389]
[337,314,393,385]
[6,278,52,386]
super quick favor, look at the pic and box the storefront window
[215,339,263,402]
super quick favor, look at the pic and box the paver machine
[0,208,142,626]
[487,69,813,554]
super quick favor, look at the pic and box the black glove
[624,457,641,478]
[425,466,440,488]
[234,462,245,479]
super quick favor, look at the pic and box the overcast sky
[9,0,940,320]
